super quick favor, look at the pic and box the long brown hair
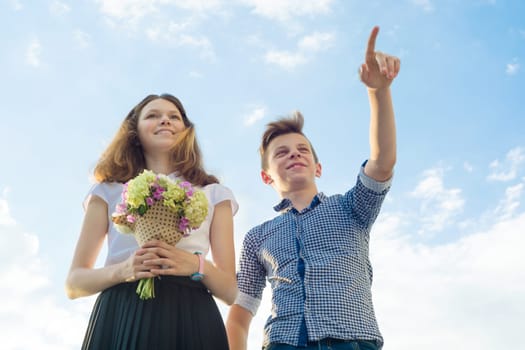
[94,94,218,186]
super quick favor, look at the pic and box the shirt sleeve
[206,183,239,216]
[342,161,392,228]
[83,183,109,211]
[358,160,392,193]
[234,228,267,316]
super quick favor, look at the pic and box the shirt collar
[273,192,327,213]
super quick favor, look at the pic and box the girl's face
[137,98,186,154]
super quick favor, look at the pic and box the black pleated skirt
[82,276,229,350]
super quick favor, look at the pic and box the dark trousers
[264,338,379,350]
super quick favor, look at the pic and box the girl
[66,94,237,349]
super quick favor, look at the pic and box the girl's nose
[160,115,171,125]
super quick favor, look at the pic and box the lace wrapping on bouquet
[112,201,184,246]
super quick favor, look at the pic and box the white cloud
[95,1,334,66]
[25,38,42,67]
[9,0,23,11]
[494,182,523,220]
[170,0,222,11]
[177,34,216,61]
[264,31,335,70]
[0,191,94,350]
[146,21,216,61]
[487,147,525,181]
[243,106,266,126]
[50,0,71,16]
[244,0,333,22]
[463,161,474,173]
[410,167,465,233]
[96,0,158,23]
[265,50,307,70]
[73,30,91,49]
[189,70,204,79]
[505,61,520,75]
[0,195,15,226]
[371,207,525,349]
[412,0,434,12]
[297,31,335,52]
[96,0,223,27]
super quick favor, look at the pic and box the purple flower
[179,217,190,234]
[126,215,136,223]
[146,197,155,206]
[153,187,165,200]
[179,181,194,196]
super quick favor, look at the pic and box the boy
[227,26,400,350]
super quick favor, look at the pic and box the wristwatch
[190,251,204,281]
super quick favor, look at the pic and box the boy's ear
[261,170,273,185]
[315,163,322,178]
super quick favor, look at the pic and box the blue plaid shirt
[235,164,391,347]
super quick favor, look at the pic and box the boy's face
[261,133,321,192]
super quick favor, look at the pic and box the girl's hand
[359,26,400,90]
[140,240,200,277]
[120,248,160,283]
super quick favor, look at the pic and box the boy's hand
[359,26,400,90]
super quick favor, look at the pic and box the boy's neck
[278,186,319,212]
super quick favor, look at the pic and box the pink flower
[146,197,155,206]
[126,215,136,223]
[116,203,127,214]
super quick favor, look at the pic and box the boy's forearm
[226,305,252,350]
[366,87,397,180]
[226,322,249,350]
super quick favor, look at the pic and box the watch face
[190,273,204,281]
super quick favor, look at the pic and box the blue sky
[1,0,524,349]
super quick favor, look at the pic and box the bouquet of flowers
[111,169,208,300]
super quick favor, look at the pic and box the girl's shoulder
[83,181,124,210]
[202,183,239,215]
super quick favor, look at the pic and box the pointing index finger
[366,26,380,59]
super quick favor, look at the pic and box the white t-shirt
[84,174,238,266]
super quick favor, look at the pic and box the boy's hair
[259,111,319,170]
[94,93,218,186]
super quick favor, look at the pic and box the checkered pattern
[235,164,391,348]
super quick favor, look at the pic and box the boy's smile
[286,161,306,169]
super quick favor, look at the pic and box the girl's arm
[65,195,155,299]
[202,200,238,304]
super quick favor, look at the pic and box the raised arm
[360,26,400,181]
